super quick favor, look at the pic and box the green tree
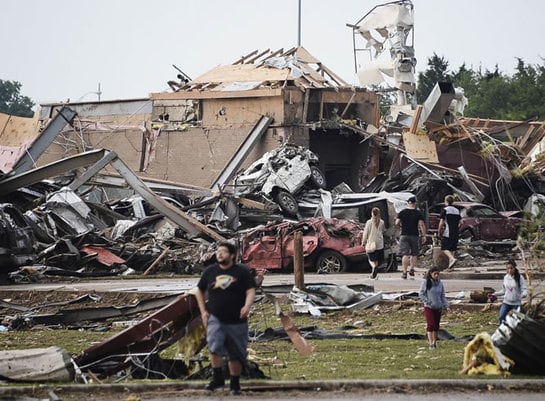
[451,63,479,97]
[416,53,452,103]
[0,79,35,117]
[464,66,512,119]
[506,59,545,120]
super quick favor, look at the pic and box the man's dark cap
[407,196,417,204]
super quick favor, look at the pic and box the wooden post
[293,231,304,289]
[409,104,424,134]
[143,247,170,275]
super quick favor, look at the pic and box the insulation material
[356,2,415,91]
[357,59,394,86]
[220,81,263,91]
[460,332,514,375]
[358,4,414,40]
[263,55,304,79]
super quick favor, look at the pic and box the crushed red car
[240,217,396,274]
[427,201,523,242]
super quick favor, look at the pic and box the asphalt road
[1,266,513,295]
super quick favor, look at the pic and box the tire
[383,252,398,272]
[308,166,327,189]
[459,229,475,243]
[274,189,299,216]
[315,250,347,274]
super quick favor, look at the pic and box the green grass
[254,338,466,380]
[1,299,542,381]
[242,300,502,380]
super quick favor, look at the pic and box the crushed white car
[234,144,326,215]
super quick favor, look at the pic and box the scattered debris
[0,346,77,382]
[289,284,383,315]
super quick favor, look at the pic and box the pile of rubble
[2,89,545,282]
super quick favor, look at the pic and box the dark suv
[0,203,36,272]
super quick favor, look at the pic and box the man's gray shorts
[399,235,420,256]
[207,314,248,362]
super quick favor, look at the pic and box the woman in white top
[490,259,528,324]
[361,207,385,279]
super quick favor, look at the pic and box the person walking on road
[419,266,450,349]
[395,196,426,279]
[195,242,256,395]
[437,195,461,269]
[489,259,528,325]
[361,207,386,279]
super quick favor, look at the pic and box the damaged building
[36,47,380,193]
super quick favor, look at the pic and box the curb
[440,271,545,280]
[1,379,545,397]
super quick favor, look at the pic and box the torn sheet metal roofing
[80,245,125,266]
[492,311,545,375]
[75,292,200,375]
[168,46,349,93]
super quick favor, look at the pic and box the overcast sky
[2,0,544,106]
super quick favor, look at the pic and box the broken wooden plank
[409,105,423,134]
[143,247,171,275]
[233,49,258,65]
[246,48,271,64]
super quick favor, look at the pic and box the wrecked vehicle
[234,144,326,216]
[0,203,36,272]
[428,201,523,242]
[240,217,394,274]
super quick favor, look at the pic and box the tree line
[416,53,545,121]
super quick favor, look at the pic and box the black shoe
[205,379,225,391]
[230,387,241,395]
[371,268,378,279]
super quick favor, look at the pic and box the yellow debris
[459,332,514,375]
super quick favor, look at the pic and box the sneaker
[205,379,225,392]
[230,387,241,396]
[401,272,407,279]
[448,259,458,269]
[428,344,436,350]
[409,268,415,277]
[371,268,378,279]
